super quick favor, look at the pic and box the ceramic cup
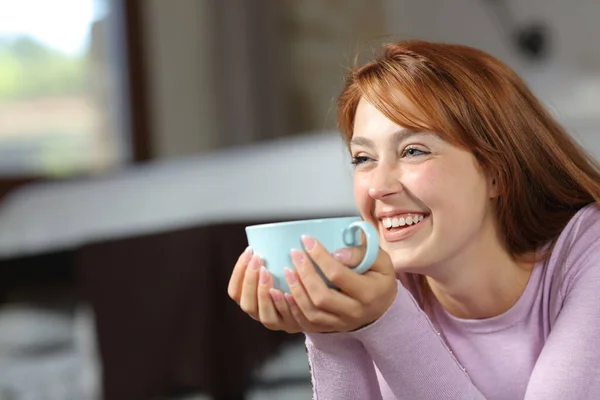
[245,217,379,293]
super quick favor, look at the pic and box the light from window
[0,0,127,177]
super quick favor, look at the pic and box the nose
[368,162,403,200]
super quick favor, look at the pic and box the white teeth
[381,214,426,229]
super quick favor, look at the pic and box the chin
[383,242,431,275]
[388,249,419,272]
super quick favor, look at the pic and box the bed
[0,130,358,399]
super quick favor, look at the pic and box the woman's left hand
[272,235,398,333]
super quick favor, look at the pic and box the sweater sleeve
[306,281,485,399]
[305,331,383,399]
[523,242,600,399]
[349,281,486,399]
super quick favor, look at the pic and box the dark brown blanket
[76,220,303,399]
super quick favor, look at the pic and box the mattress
[0,131,359,258]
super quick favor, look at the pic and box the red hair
[338,40,600,260]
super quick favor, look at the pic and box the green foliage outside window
[0,35,87,100]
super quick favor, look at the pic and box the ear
[488,176,500,199]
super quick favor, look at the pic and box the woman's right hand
[227,246,304,333]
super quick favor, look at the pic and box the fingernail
[301,235,316,251]
[290,249,306,265]
[250,255,261,271]
[259,266,270,284]
[284,293,297,307]
[284,267,297,284]
[333,248,351,263]
[269,288,283,302]
[242,246,253,261]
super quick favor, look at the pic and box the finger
[330,229,367,268]
[290,249,361,314]
[239,254,262,319]
[284,268,342,329]
[334,246,394,277]
[283,293,337,333]
[283,292,313,331]
[228,246,253,301]
[269,289,302,333]
[257,267,283,330]
[332,244,366,268]
[333,247,398,305]
[300,236,366,297]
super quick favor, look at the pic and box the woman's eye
[402,147,429,158]
[351,155,372,166]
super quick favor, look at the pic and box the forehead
[351,98,450,149]
[353,97,419,141]
[354,99,396,131]
[353,96,427,136]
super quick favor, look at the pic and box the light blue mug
[245,217,379,293]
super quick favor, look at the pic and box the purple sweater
[306,204,600,399]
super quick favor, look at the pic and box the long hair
[338,40,600,263]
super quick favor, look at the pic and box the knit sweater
[306,204,600,399]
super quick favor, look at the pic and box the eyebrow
[349,128,424,149]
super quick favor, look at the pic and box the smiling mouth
[380,213,429,231]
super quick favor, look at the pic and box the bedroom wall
[141,0,288,158]
[142,0,218,158]
[278,0,389,134]
[140,1,600,158]
[141,0,390,158]
[383,0,600,72]
[382,0,600,154]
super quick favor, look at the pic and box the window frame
[0,0,152,202]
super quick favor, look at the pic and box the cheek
[422,160,489,221]
[400,163,440,203]
[353,174,372,213]
[402,161,487,219]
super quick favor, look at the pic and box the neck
[424,228,535,320]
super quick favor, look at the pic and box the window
[0,0,131,177]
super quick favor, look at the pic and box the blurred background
[0,0,598,399]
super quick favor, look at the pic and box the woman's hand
[227,246,305,333]
[227,237,398,334]
[284,235,398,332]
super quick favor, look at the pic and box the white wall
[382,0,600,155]
[140,1,600,158]
[142,0,286,158]
[142,0,218,158]
[383,0,600,71]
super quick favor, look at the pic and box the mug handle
[342,221,379,274]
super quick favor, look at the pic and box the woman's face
[351,98,498,273]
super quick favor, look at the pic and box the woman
[228,40,600,399]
